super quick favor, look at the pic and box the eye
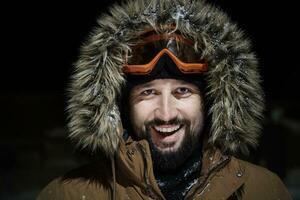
[176,87,191,94]
[174,87,192,98]
[141,89,156,96]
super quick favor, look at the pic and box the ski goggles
[123,31,208,75]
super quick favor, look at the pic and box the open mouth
[152,124,184,136]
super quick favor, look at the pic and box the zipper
[185,155,231,199]
[136,143,164,200]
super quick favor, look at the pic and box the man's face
[129,79,205,171]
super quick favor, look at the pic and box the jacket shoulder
[235,158,292,199]
[37,162,112,200]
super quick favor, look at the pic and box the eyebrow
[137,82,154,89]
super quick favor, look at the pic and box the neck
[154,146,202,200]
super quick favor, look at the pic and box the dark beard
[142,118,201,173]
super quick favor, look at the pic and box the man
[38,0,292,199]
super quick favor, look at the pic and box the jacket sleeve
[267,171,292,200]
[239,159,292,200]
[37,176,113,200]
[37,178,66,200]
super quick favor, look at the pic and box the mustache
[145,117,190,127]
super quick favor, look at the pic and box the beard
[138,117,202,173]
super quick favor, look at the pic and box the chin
[155,140,184,153]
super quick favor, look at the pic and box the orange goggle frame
[123,48,208,75]
[123,31,208,75]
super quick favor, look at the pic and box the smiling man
[127,78,206,198]
[38,0,291,199]
[129,78,204,171]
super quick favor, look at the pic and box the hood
[67,0,264,158]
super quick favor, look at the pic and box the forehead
[133,79,197,90]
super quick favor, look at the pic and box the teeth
[154,125,181,133]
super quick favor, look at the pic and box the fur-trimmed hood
[67,0,264,158]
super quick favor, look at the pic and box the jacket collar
[116,136,247,199]
[185,147,247,199]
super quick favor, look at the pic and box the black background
[2,1,299,99]
[1,0,300,199]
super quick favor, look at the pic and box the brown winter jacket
[37,137,291,200]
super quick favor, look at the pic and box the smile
[153,124,183,136]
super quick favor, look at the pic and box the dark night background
[1,1,299,199]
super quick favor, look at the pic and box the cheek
[130,101,154,131]
[191,99,205,131]
[179,96,204,127]
[191,102,203,121]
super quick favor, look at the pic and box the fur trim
[67,0,264,157]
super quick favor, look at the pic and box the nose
[154,93,178,122]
